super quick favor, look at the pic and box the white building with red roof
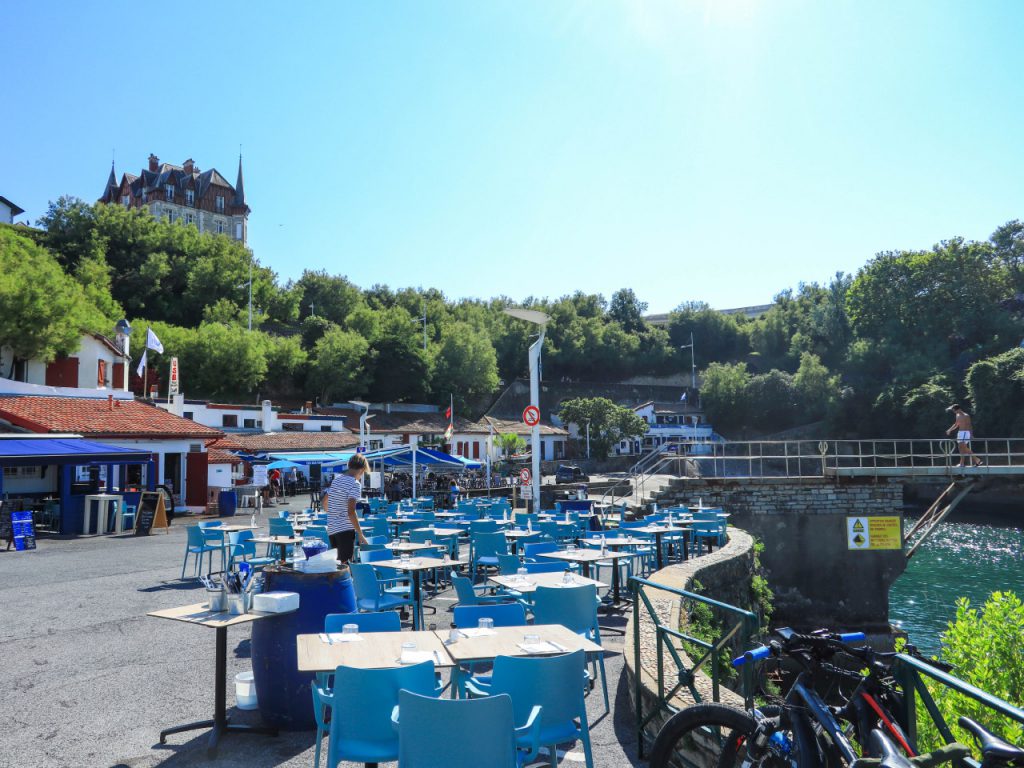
[0,394,222,510]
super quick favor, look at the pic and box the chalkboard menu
[134,491,168,536]
[11,510,36,551]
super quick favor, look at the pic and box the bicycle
[647,628,959,768]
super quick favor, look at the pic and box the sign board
[520,485,533,499]
[522,405,541,427]
[519,468,532,484]
[0,505,12,546]
[846,516,902,550]
[135,491,169,535]
[252,465,269,487]
[168,357,180,396]
[11,510,36,551]
[368,471,382,490]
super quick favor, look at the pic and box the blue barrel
[250,567,356,730]
[218,489,237,517]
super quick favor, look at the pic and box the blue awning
[0,437,152,467]
[266,452,354,465]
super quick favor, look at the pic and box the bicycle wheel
[648,703,762,768]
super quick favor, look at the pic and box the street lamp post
[349,400,371,449]
[585,421,591,460]
[679,332,696,391]
[503,307,551,512]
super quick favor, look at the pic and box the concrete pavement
[0,509,645,768]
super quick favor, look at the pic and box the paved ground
[0,506,644,768]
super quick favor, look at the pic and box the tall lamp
[503,307,551,511]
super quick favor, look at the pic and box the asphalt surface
[0,506,644,768]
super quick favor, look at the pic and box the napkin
[517,640,570,655]
[399,650,440,665]
[320,633,364,644]
[458,627,497,638]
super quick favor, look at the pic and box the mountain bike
[647,628,954,768]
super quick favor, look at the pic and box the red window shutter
[472,442,480,459]
[112,362,124,389]
[97,360,107,387]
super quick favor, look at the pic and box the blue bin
[218,489,237,518]
[250,567,356,730]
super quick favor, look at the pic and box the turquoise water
[889,513,1024,656]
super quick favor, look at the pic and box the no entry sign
[519,468,532,484]
[522,405,540,427]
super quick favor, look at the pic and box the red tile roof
[0,396,223,439]
[207,447,242,465]
[211,431,359,453]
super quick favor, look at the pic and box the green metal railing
[630,575,759,758]
[893,653,1024,753]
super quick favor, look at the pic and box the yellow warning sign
[847,516,902,550]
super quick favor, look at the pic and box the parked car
[555,464,589,484]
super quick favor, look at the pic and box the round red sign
[522,405,540,427]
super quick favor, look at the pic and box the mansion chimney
[148,153,159,172]
[182,158,195,174]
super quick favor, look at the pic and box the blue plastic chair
[303,525,330,548]
[522,541,559,561]
[227,531,275,570]
[465,650,594,768]
[365,517,390,539]
[349,563,414,621]
[395,689,541,768]
[471,531,509,578]
[497,554,522,575]
[532,584,609,711]
[181,525,224,578]
[312,660,438,768]
[324,610,401,634]
[524,561,568,574]
[197,520,223,528]
[452,573,516,606]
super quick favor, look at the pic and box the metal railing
[630,575,760,758]
[696,438,1024,479]
[893,653,1024,753]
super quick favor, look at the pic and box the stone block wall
[655,477,906,631]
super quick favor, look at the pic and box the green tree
[901,375,957,437]
[0,227,103,373]
[793,352,839,421]
[608,288,648,333]
[745,369,798,433]
[264,335,308,390]
[430,322,499,410]
[965,347,1024,436]
[557,397,648,458]
[307,328,371,404]
[700,362,752,434]
[186,323,268,397]
[497,432,527,457]
[366,307,430,402]
[297,270,364,325]
[667,302,749,366]
[990,220,1024,294]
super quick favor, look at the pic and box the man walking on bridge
[946,404,984,467]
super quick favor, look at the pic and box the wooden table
[438,623,604,697]
[217,524,260,533]
[148,602,282,755]
[539,549,631,602]
[84,493,123,534]
[371,556,468,630]
[296,630,454,671]
[251,535,304,564]
[385,541,438,553]
[423,526,464,538]
[489,571,606,595]
[503,528,541,554]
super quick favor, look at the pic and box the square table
[385,541,438,554]
[503,528,542,554]
[422,526,464,538]
[437,624,604,697]
[296,629,454,671]
[251,535,304,564]
[538,549,631,602]
[371,556,468,630]
[217,524,261,534]
[488,571,606,595]
[628,525,692,570]
[148,602,283,755]
[83,493,123,534]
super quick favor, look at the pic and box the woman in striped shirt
[322,454,369,564]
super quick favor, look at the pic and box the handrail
[630,574,760,758]
[694,438,1024,479]
[892,653,1024,750]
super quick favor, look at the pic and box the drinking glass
[342,623,359,635]
[478,617,495,630]
[524,633,540,645]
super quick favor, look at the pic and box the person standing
[945,404,984,467]
[322,454,370,564]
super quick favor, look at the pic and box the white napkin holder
[252,591,300,613]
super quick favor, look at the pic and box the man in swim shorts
[945,404,983,468]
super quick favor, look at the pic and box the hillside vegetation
[1,197,1022,436]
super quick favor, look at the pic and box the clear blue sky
[3,1,1022,313]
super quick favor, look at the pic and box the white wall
[0,336,127,391]
[161,400,349,433]
[208,463,234,490]
[0,201,15,225]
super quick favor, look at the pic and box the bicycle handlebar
[732,629,867,667]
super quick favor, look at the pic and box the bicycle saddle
[959,717,1024,764]
[869,729,916,768]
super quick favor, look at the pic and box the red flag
[444,405,452,420]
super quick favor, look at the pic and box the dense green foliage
[557,397,648,457]
[912,592,1024,750]
[4,197,1022,432]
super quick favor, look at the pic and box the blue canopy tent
[0,437,155,535]
[265,459,305,470]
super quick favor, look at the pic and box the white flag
[146,327,164,353]
[136,350,148,377]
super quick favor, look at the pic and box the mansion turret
[99,153,249,245]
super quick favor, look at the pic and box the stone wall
[624,528,756,752]
[655,477,906,631]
